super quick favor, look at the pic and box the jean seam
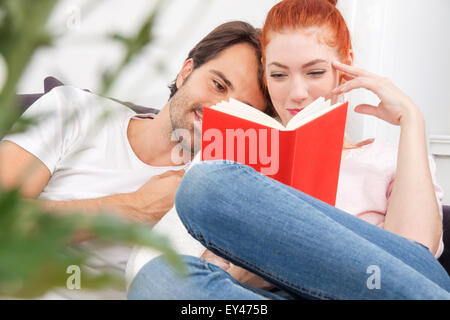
[209,241,338,300]
[187,228,338,300]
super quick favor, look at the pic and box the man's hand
[125,169,185,224]
[41,169,185,229]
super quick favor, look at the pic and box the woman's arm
[384,109,442,254]
[331,62,442,255]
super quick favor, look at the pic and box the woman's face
[265,28,342,126]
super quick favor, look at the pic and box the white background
[2,0,450,203]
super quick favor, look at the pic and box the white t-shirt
[2,85,187,299]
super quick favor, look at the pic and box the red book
[201,98,348,206]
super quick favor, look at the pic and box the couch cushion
[438,205,450,275]
[17,76,160,115]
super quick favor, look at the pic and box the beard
[169,85,202,156]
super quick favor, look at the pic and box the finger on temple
[332,61,370,77]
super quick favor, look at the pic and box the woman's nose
[288,77,309,105]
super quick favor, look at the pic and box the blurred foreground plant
[0,0,184,298]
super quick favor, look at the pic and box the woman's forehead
[265,30,338,65]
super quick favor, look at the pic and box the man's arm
[0,141,51,198]
[40,170,184,226]
[0,140,184,225]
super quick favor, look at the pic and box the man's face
[169,43,267,153]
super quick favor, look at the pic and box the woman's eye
[213,80,226,92]
[308,70,326,76]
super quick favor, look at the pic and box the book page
[210,98,285,130]
[209,97,345,131]
[285,99,345,130]
[285,97,327,129]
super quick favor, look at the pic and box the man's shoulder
[48,85,137,119]
[44,85,161,117]
[45,84,94,102]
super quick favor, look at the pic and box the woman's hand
[200,249,231,270]
[226,265,275,290]
[200,249,274,289]
[331,61,423,126]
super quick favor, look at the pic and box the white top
[3,86,186,299]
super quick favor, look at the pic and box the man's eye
[213,80,226,92]
[270,73,286,79]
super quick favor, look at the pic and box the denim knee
[127,255,212,300]
[128,254,268,300]
[175,161,245,226]
[176,161,241,200]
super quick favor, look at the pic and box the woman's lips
[287,108,305,116]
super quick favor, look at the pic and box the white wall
[16,0,279,107]
[341,0,450,203]
[2,0,450,203]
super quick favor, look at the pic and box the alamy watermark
[66,5,81,31]
[171,127,281,175]
[366,265,381,290]
[66,265,81,290]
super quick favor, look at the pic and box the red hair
[261,0,352,74]
[261,0,359,148]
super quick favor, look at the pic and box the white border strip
[429,135,450,156]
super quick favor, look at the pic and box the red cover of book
[201,100,348,206]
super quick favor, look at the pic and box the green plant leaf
[0,0,185,298]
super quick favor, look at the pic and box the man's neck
[127,105,187,167]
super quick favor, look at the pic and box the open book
[201,97,348,206]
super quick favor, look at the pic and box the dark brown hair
[168,21,274,115]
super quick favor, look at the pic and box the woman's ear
[346,50,354,66]
[176,59,194,89]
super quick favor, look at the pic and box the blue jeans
[128,161,450,300]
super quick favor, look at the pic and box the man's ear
[176,59,194,89]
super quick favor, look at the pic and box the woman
[128,0,450,299]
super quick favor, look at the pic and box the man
[0,21,269,299]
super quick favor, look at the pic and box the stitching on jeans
[209,242,338,300]
[187,229,338,300]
